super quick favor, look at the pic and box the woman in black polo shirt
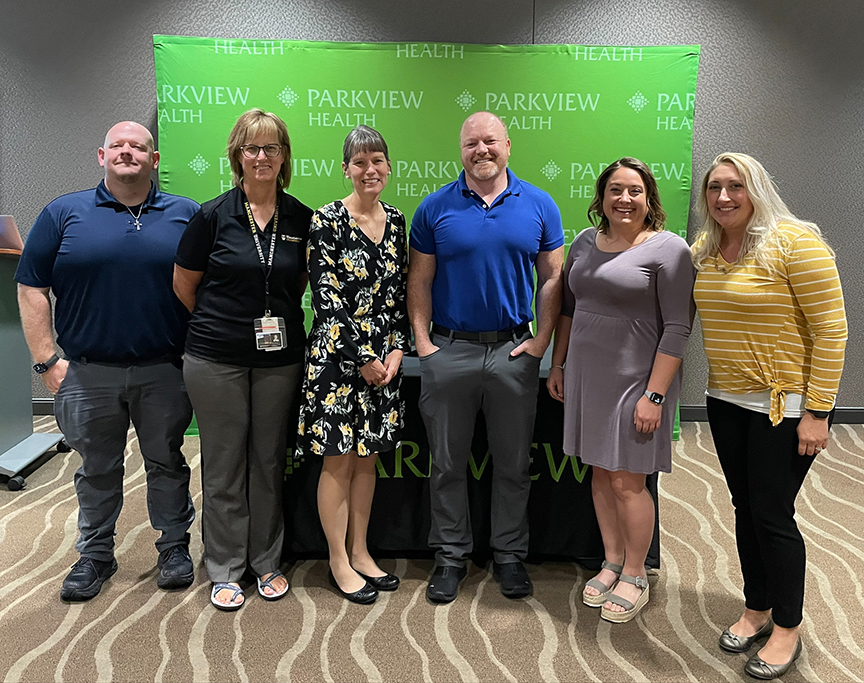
[173,108,312,611]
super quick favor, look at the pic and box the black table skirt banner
[282,376,660,570]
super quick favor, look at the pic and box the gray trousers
[184,354,302,583]
[420,331,541,567]
[54,360,194,562]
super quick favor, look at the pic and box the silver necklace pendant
[126,204,144,230]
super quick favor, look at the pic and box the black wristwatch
[644,390,665,405]
[33,354,60,374]
[806,409,830,419]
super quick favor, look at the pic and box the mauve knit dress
[561,228,695,474]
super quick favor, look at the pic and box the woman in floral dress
[298,126,410,604]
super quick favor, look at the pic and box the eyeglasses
[240,144,283,159]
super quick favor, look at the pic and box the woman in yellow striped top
[692,153,846,680]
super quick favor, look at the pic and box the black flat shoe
[357,571,400,592]
[328,570,378,604]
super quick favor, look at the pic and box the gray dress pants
[420,330,541,567]
[54,360,194,562]
[184,353,302,583]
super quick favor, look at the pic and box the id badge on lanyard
[255,315,287,351]
[245,200,287,352]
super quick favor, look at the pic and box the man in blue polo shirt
[16,121,199,601]
[408,111,564,602]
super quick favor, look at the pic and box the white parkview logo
[628,91,649,113]
[278,86,299,108]
[189,155,209,176]
[455,89,476,112]
[540,161,562,181]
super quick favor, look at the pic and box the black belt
[431,323,530,343]
[77,355,179,367]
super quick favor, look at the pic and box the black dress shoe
[157,545,194,590]
[60,556,118,602]
[328,570,378,604]
[493,561,532,598]
[426,565,467,603]
[357,571,400,591]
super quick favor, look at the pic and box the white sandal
[257,570,290,601]
[211,582,244,611]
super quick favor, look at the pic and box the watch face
[33,363,47,374]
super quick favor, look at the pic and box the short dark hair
[587,157,666,234]
[342,125,389,165]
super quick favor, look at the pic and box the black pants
[706,397,829,628]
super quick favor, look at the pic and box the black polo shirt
[175,186,312,367]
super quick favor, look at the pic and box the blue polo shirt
[410,169,564,332]
[15,181,199,362]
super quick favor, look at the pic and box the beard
[466,158,505,182]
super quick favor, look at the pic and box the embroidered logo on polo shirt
[281,234,302,242]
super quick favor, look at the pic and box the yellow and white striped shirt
[694,223,847,425]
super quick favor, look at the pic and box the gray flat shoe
[719,618,774,653]
[744,639,802,680]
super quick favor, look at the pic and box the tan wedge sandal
[582,560,624,607]
[601,573,649,623]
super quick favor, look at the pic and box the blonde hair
[692,153,833,272]
[226,108,292,190]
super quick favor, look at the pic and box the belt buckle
[477,331,498,343]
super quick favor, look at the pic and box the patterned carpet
[1,417,863,682]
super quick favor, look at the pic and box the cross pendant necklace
[126,204,144,230]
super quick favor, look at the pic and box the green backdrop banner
[153,36,700,248]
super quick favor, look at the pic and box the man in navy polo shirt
[16,121,199,601]
[408,111,564,602]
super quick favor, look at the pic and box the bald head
[460,111,508,142]
[98,120,159,195]
[103,121,154,151]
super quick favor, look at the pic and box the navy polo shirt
[15,181,199,362]
[410,169,564,332]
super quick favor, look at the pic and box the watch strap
[806,409,831,419]
[33,353,60,374]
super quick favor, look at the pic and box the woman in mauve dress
[546,157,694,624]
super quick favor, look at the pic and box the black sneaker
[493,561,532,598]
[60,557,118,602]
[157,545,194,590]
[426,565,467,603]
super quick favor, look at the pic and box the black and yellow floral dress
[297,200,411,457]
